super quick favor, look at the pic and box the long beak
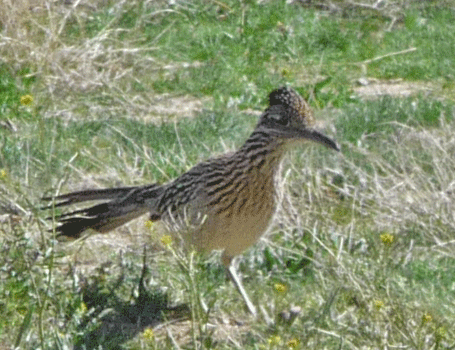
[298,128,340,151]
[263,125,340,151]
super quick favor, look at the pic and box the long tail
[43,184,164,239]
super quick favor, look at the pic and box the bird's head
[257,86,340,151]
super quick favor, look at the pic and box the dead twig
[353,47,417,65]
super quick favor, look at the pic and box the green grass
[336,95,454,143]
[1,109,253,195]
[3,0,453,115]
[1,0,455,349]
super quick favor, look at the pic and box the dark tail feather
[43,184,163,239]
[42,186,146,208]
[49,205,149,239]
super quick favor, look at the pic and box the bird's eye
[268,113,289,126]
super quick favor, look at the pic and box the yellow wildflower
[373,300,384,310]
[142,327,155,341]
[0,169,6,180]
[144,220,154,229]
[267,335,281,345]
[380,233,394,245]
[160,234,173,247]
[422,312,432,323]
[287,338,300,349]
[274,283,287,294]
[77,302,87,315]
[20,94,33,106]
[435,326,446,341]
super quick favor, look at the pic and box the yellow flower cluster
[20,94,33,106]
[267,336,300,349]
[142,327,154,341]
[79,302,87,314]
[268,335,281,345]
[144,220,154,229]
[380,233,394,245]
[286,338,300,349]
[435,326,446,340]
[160,234,173,247]
[274,283,288,294]
[373,299,384,310]
[422,312,433,323]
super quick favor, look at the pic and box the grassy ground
[1,0,455,349]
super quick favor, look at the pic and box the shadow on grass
[73,250,190,350]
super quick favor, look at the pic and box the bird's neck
[237,130,288,177]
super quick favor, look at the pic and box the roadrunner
[44,87,339,316]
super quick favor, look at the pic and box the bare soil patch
[353,78,435,98]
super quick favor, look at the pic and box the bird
[43,86,339,317]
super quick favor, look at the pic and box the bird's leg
[223,254,257,317]
[227,264,257,317]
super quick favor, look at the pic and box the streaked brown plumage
[44,87,339,316]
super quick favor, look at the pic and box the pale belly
[159,196,276,260]
[200,206,276,258]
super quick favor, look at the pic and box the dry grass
[1,0,454,348]
[41,119,455,348]
[0,0,207,122]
